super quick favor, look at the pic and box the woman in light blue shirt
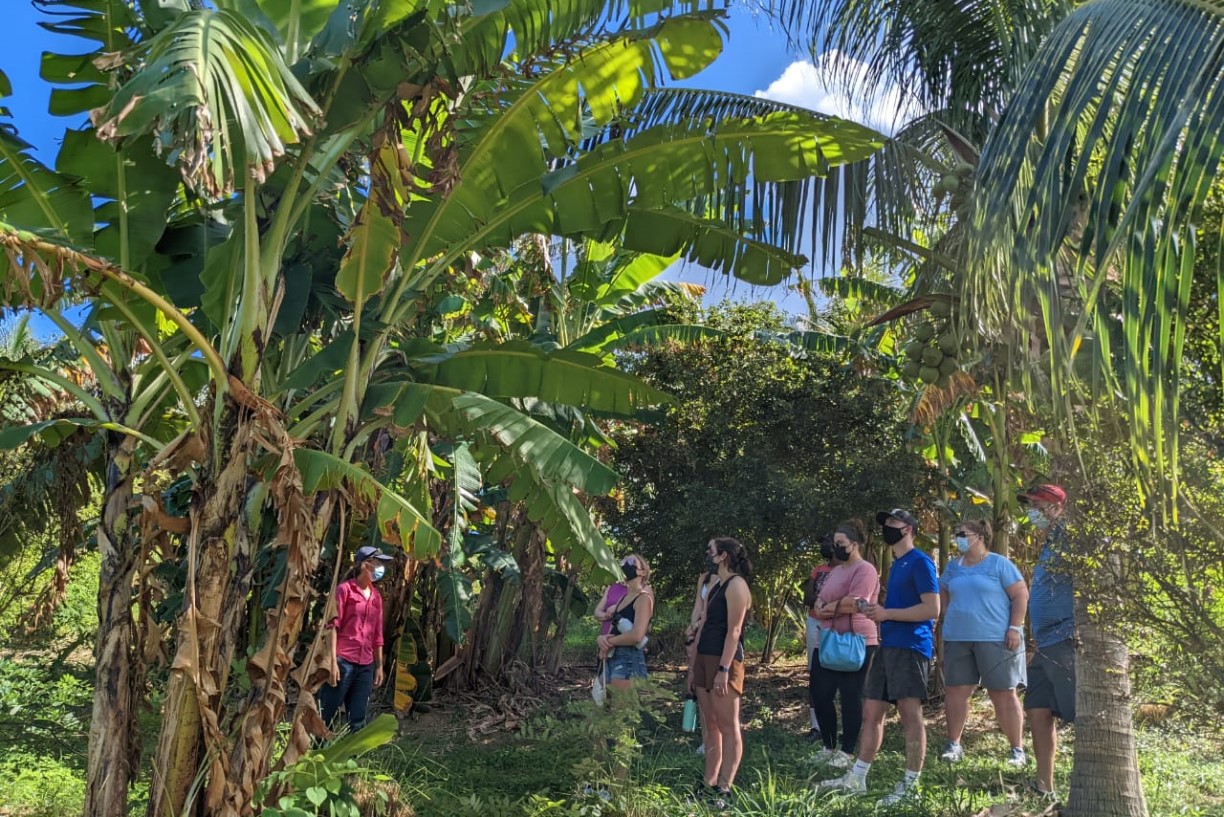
[938,518,1029,767]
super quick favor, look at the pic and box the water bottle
[682,694,698,732]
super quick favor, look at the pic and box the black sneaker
[806,727,822,743]
[709,787,733,812]
[685,781,716,805]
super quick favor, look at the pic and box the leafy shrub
[0,750,86,817]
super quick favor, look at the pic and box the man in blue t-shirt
[819,508,939,807]
[1021,484,1074,800]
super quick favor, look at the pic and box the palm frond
[968,0,1224,507]
[764,0,1071,124]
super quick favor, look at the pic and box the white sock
[851,760,871,778]
[903,769,921,786]
[809,708,819,729]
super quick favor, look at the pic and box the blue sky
[0,2,898,323]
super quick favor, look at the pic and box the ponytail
[710,536,753,582]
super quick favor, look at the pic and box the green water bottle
[682,694,698,732]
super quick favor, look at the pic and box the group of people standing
[590,484,1075,810]
[804,485,1075,806]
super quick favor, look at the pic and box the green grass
[372,656,1224,817]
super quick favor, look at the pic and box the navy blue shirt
[1029,522,1075,648]
[880,547,940,658]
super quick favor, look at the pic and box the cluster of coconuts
[900,299,964,387]
[931,161,975,211]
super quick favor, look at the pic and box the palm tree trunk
[84,435,141,817]
[1067,550,1148,817]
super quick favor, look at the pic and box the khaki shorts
[692,653,745,696]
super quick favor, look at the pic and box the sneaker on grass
[828,750,855,770]
[808,747,835,764]
[1007,747,1028,768]
[816,771,867,795]
[876,780,921,807]
[940,740,964,762]
[1028,782,1057,802]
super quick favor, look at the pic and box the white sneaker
[876,779,920,806]
[696,743,705,756]
[809,747,835,764]
[829,750,855,770]
[1007,747,1028,768]
[817,771,867,794]
[940,740,964,762]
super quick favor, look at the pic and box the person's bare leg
[989,688,1025,749]
[712,695,743,789]
[896,697,927,772]
[858,699,888,762]
[943,684,975,744]
[697,688,721,787]
[1029,707,1057,791]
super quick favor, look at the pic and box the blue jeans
[319,658,375,731]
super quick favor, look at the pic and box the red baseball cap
[1018,484,1067,505]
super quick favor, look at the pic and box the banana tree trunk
[218,492,334,816]
[1067,549,1148,817]
[84,435,141,817]
[148,410,256,817]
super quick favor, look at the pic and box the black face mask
[882,526,906,546]
[705,554,718,573]
[819,540,835,560]
[832,544,851,562]
[622,563,638,581]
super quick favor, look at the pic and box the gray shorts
[1024,639,1076,722]
[943,640,1027,690]
[864,647,930,703]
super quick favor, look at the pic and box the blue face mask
[955,535,970,553]
[1027,508,1048,528]
[372,565,386,582]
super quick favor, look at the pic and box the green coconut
[938,357,958,377]
[921,347,944,367]
[935,373,952,388]
[938,333,960,355]
[919,366,940,384]
[930,299,953,319]
[914,323,936,342]
[902,360,923,379]
[904,340,926,360]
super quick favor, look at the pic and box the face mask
[1027,508,1048,528]
[705,555,718,573]
[819,540,835,560]
[882,525,906,546]
[955,535,970,553]
[832,544,851,562]
[372,565,386,582]
[622,563,639,581]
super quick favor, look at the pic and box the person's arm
[594,586,613,622]
[373,592,386,687]
[939,588,950,622]
[328,584,346,684]
[712,579,750,696]
[831,563,879,614]
[1004,579,1028,650]
[873,592,940,622]
[687,575,707,635]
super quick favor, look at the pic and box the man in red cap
[1019,484,1072,800]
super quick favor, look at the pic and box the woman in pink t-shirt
[809,520,880,767]
[320,545,394,732]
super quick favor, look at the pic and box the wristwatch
[717,665,729,673]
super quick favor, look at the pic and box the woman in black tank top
[689,537,753,804]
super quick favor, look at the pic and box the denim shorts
[605,646,648,681]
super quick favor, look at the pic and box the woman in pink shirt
[809,520,880,768]
[320,545,393,732]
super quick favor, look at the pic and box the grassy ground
[369,620,1224,817]
[1,611,1223,816]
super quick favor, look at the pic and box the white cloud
[754,52,922,136]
